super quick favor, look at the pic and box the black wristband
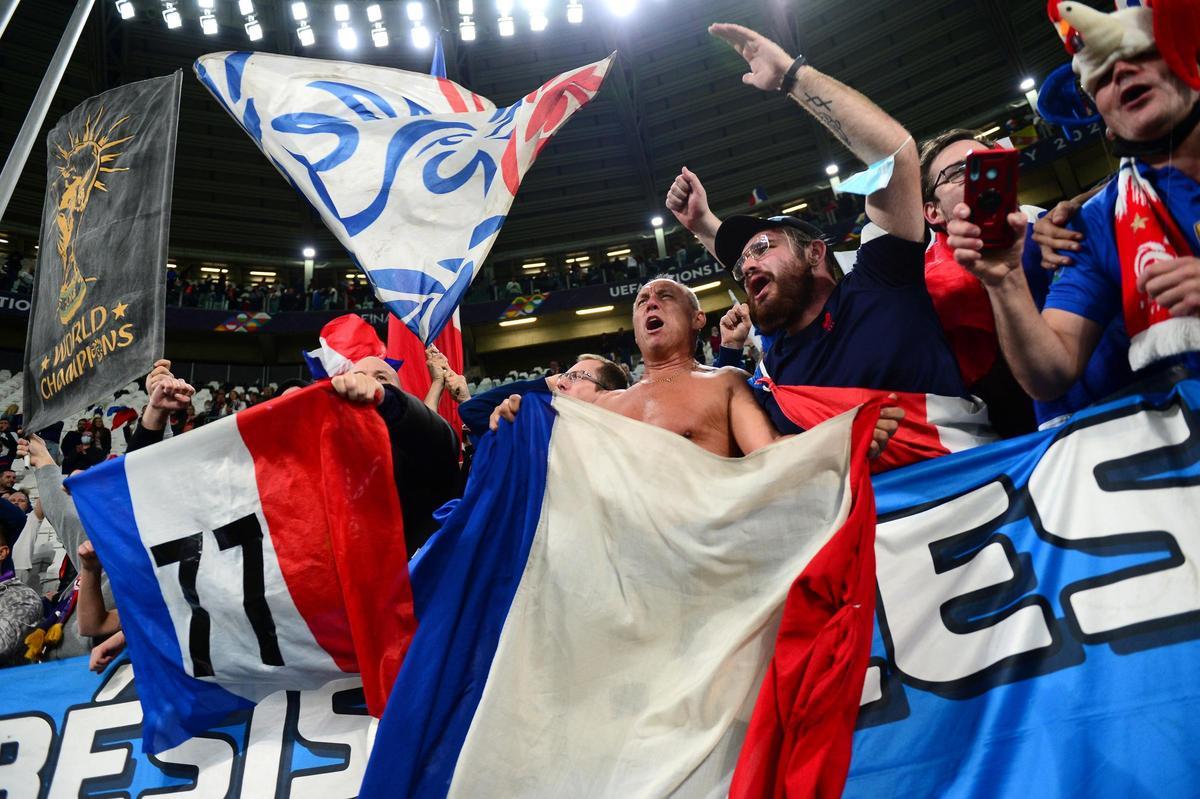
[778,53,807,94]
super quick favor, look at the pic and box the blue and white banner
[194,51,613,344]
[847,374,1200,797]
[0,656,374,797]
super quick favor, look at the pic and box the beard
[748,264,814,335]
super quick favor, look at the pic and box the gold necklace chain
[641,360,699,385]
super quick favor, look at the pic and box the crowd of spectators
[0,8,1195,737]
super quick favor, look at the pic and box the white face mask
[81,435,92,444]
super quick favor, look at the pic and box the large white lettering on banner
[0,657,374,797]
[847,376,1200,798]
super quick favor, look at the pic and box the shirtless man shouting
[492,276,901,457]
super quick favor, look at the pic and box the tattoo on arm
[802,92,852,149]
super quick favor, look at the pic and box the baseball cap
[714,215,827,271]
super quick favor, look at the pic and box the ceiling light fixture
[291,1,308,21]
[650,216,663,227]
[499,317,537,327]
[366,3,383,22]
[411,23,431,47]
[302,246,316,258]
[825,164,839,176]
[245,16,263,40]
[576,305,614,315]
[406,2,424,21]
[692,281,721,292]
[781,202,808,214]
[458,0,473,14]
[161,2,182,28]
[605,0,636,17]
[460,16,475,40]
[567,0,583,23]
[297,22,315,45]
[238,0,254,14]
[498,15,514,35]
[115,0,136,20]
[200,13,218,34]
[606,247,631,257]
[1020,77,1036,91]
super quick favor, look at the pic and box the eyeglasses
[733,235,774,282]
[561,370,609,390]
[930,160,968,194]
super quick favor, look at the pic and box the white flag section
[378,397,861,798]
[454,417,853,795]
[195,51,614,343]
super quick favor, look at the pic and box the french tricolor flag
[360,394,880,797]
[765,381,997,473]
[68,384,416,753]
[749,186,768,206]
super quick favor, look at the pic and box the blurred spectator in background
[60,419,86,455]
[0,422,16,471]
[0,471,14,498]
[89,415,111,456]
[0,525,42,667]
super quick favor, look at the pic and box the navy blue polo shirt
[760,229,966,434]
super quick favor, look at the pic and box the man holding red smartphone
[948,1,1200,400]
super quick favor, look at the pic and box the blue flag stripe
[359,394,557,798]
[68,456,254,753]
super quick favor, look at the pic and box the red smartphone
[963,148,1019,250]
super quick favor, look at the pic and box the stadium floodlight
[411,23,430,48]
[530,13,547,31]
[460,17,476,40]
[372,24,389,46]
[334,3,351,22]
[297,22,315,45]
[200,13,218,34]
[239,0,254,14]
[1020,76,1036,91]
[162,2,182,28]
[338,24,358,49]
[198,0,214,10]
[458,0,473,14]
[245,16,263,40]
[498,15,514,35]
[406,2,424,21]
[302,246,316,258]
[291,2,308,21]
[567,0,583,23]
[605,0,636,17]
[825,163,839,176]
[497,0,514,15]
[115,0,136,19]
[650,216,663,227]
[366,3,383,22]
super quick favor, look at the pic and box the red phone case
[964,149,1019,250]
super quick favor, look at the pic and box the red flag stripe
[237,383,415,716]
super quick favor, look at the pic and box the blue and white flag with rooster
[195,51,613,343]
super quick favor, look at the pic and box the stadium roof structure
[0,0,1068,267]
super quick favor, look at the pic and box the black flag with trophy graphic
[22,72,181,433]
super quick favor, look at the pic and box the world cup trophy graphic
[52,110,132,324]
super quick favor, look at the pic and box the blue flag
[847,372,1200,797]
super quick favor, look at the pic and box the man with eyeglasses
[461,354,628,441]
[920,129,1131,431]
[948,1,1200,407]
[685,24,966,441]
